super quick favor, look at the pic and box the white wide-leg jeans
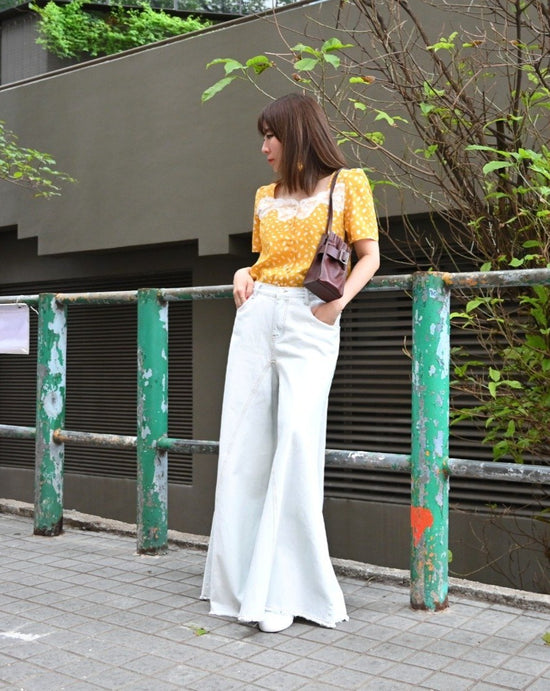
[200,281,348,628]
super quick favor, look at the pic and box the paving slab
[1,510,549,689]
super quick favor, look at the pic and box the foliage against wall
[31,0,211,59]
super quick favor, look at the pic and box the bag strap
[325,169,341,234]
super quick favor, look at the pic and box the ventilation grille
[0,273,193,484]
[326,258,549,514]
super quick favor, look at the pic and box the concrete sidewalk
[1,511,550,690]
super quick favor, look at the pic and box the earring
[297,161,304,172]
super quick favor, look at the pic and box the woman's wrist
[234,266,252,280]
[331,297,347,313]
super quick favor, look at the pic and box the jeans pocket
[236,294,256,314]
[307,306,340,329]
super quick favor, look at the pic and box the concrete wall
[0,5,315,256]
[0,0,438,259]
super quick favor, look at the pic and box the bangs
[257,102,283,140]
[257,118,270,136]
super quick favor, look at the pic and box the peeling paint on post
[34,294,67,536]
[410,273,450,611]
[137,289,168,554]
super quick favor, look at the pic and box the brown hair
[257,93,347,195]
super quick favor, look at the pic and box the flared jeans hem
[201,598,349,629]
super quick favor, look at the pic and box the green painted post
[137,289,169,554]
[34,294,67,536]
[410,273,450,610]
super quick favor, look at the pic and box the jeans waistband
[254,281,313,304]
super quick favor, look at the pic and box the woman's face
[261,131,283,173]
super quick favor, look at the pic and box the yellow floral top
[249,168,378,287]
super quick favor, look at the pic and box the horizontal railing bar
[156,439,550,484]
[326,450,550,484]
[162,275,416,300]
[55,291,138,305]
[325,449,411,471]
[1,425,547,483]
[157,437,218,454]
[2,269,548,308]
[443,267,550,289]
[162,286,233,301]
[448,457,550,484]
[365,274,414,292]
[0,424,36,440]
[0,295,39,305]
[53,429,137,448]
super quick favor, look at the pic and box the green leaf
[323,53,341,69]
[542,632,550,645]
[465,298,484,312]
[420,144,438,159]
[206,57,242,70]
[246,55,272,75]
[509,257,524,267]
[422,82,445,98]
[201,76,237,103]
[365,131,385,145]
[291,43,318,56]
[482,160,513,175]
[374,110,398,126]
[294,57,319,71]
[488,381,498,398]
[427,32,458,52]
[466,144,500,153]
[493,440,509,460]
[489,368,501,382]
[420,102,436,116]
[532,167,550,182]
[507,380,523,390]
[321,38,353,52]
[223,59,246,75]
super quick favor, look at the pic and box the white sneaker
[258,613,294,633]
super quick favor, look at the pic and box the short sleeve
[343,169,379,244]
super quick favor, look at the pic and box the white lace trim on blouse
[257,182,345,223]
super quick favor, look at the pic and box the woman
[201,93,380,633]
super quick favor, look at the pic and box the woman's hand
[311,299,344,325]
[233,267,255,308]
[312,239,380,324]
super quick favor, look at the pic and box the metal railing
[1,268,550,612]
